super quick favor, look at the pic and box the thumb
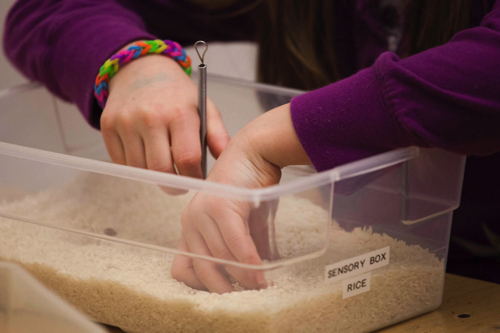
[206,99,230,159]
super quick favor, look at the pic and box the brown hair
[403,0,471,57]
[189,0,471,91]
[256,0,340,91]
[256,0,471,91]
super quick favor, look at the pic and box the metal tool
[195,40,208,179]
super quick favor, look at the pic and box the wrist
[108,52,190,94]
[95,39,191,109]
[207,104,309,189]
[207,129,281,189]
[243,103,312,169]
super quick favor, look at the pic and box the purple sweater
[3,0,500,280]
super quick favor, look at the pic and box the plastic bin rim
[0,80,419,204]
[0,141,420,204]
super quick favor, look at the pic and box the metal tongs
[195,41,208,179]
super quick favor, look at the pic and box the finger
[101,128,126,165]
[249,200,281,261]
[171,235,206,291]
[183,219,233,294]
[120,132,147,169]
[142,126,176,174]
[248,203,271,261]
[197,213,264,290]
[169,110,203,178]
[114,112,150,169]
[141,126,187,195]
[206,99,230,159]
[212,203,267,289]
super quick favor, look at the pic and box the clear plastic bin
[0,77,465,333]
[0,262,106,333]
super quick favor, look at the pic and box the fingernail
[257,274,268,290]
[258,280,268,290]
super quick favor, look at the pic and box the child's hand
[100,51,229,181]
[171,104,311,293]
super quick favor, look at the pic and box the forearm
[242,104,312,169]
[3,0,258,130]
[3,0,155,128]
[290,1,500,172]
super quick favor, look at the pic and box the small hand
[100,49,229,184]
[172,103,311,293]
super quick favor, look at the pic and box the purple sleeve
[291,2,500,172]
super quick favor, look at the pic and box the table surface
[103,273,500,333]
[377,273,500,332]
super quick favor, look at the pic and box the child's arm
[3,0,254,128]
[4,0,156,126]
[3,0,253,177]
[171,103,311,293]
[289,2,500,173]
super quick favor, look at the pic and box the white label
[342,272,371,299]
[324,246,390,283]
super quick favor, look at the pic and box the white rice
[0,173,444,333]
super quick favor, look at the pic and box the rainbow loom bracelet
[94,40,192,108]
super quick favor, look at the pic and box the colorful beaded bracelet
[94,39,192,109]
